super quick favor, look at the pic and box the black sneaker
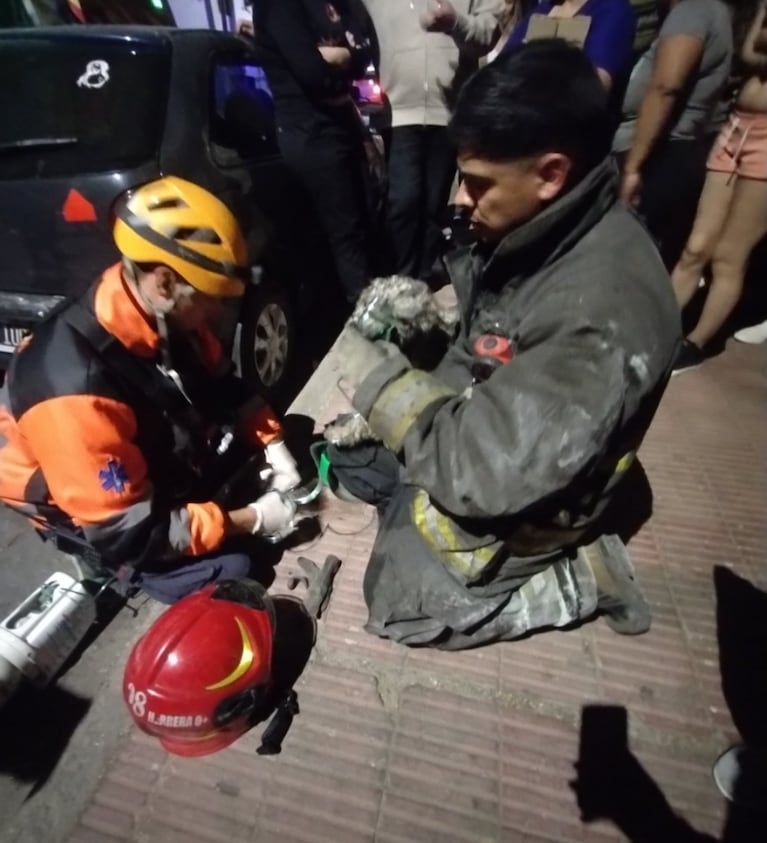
[671,339,704,376]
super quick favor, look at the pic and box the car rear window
[210,59,280,163]
[0,37,170,180]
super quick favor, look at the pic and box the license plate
[0,325,28,354]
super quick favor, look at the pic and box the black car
[0,25,339,394]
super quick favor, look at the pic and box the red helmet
[123,579,275,757]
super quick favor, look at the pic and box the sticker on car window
[77,60,110,90]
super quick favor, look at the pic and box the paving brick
[258,814,376,843]
[500,825,619,843]
[118,733,169,774]
[136,798,253,843]
[135,820,244,843]
[79,802,135,840]
[259,769,381,832]
[149,771,261,827]
[379,791,501,843]
[271,732,388,790]
[105,761,162,796]
[501,804,614,843]
[406,642,502,687]
[322,623,405,670]
[93,778,150,814]
[395,713,500,767]
[68,829,127,843]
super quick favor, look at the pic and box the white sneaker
[733,319,767,344]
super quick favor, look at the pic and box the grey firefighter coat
[350,158,682,648]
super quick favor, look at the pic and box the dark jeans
[131,550,252,605]
[277,105,375,303]
[616,136,715,268]
[386,125,456,279]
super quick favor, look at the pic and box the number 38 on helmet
[122,579,276,757]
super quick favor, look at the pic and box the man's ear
[535,153,572,202]
[152,265,177,303]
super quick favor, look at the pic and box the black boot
[581,535,652,635]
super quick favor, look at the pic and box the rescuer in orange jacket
[0,177,301,603]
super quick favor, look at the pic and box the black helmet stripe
[118,206,250,281]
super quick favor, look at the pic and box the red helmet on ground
[123,579,275,757]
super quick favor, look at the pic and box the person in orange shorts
[671,0,767,374]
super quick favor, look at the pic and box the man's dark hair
[449,40,612,176]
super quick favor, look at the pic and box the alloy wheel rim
[252,303,289,387]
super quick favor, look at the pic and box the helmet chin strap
[124,261,191,398]
[153,307,174,371]
[153,307,197,405]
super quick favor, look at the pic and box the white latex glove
[248,491,297,537]
[265,440,301,493]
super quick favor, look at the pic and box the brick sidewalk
[68,338,765,843]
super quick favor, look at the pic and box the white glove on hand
[265,440,301,493]
[248,491,297,537]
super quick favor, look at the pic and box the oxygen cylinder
[0,572,97,708]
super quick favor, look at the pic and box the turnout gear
[349,276,457,351]
[334,327,409,405]
[334,158,682,648]
[123,579,275,757]
[112,176,249,297]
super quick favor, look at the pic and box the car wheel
[239,279,294,397]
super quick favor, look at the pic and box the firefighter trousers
[328,443,599,650]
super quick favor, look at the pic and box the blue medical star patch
[99,459,129,494]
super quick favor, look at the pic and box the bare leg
[688,176,767,348]
[671,171,735,308]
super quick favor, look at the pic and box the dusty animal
[349,275,457,369]
[325,276,458,449]
[324,412,380,448]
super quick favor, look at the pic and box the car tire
[238,277,294,400]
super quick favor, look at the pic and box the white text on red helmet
[147,712,210,728]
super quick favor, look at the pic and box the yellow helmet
[112,176,249,297]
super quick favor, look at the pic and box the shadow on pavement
[0,683,91,797]
[599,458,654,546]
[269,595,315,693]
[248,595,316,753]
[571,566,767,842]
[715,566,767,752]
[51,576,138,681]
[713,566,767,841]
[570,704,717,842]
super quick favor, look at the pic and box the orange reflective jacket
[0,264,282,569]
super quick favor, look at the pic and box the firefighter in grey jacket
[327,40,682,650]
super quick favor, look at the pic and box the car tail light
[61,189,97,223]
